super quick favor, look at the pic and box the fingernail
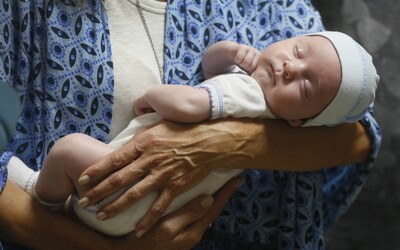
[200,196,214,209]
[78,175,91,185]
[78,197,90,207]
[136,230,146,238]
[96,212,107,221]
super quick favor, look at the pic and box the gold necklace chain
[125,0,164,83]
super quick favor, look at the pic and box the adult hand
[115,177,243,250]
[77,117,370,238]
[78,118,254,237]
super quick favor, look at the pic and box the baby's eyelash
[302,78,308,98]
[294,46,299,58]
[295,45,301,59]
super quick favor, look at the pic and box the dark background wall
[312,0,400,249]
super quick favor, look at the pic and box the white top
[7,0,167,175]
[106,0,166,140]
[196,71,277,120]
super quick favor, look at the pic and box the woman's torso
[106,0,166,139]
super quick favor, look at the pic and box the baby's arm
[202,40,261,79]
[135,85,210,123]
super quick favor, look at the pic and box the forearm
[73,116,370,231]
[244,119,371,171]
[143,85,210,123]
[202,41,238,79]
[0,181,116,250]
[156,117,371,172]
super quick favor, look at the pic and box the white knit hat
[302,31,379,127]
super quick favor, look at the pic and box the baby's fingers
[235,46,259,72]
[234,46,250,65]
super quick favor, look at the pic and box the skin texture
[0,178,243,249]
[77,117,371,238]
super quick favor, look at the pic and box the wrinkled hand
[115,178,243,250]
[77,119,254,237]
[233,44,261,75]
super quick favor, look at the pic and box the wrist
[178,118,262,171]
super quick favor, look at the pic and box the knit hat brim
[302,31,379,127]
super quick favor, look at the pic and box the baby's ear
[287,119,305,127]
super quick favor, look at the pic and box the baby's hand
[134,94,155,116]
[234,44,261,75]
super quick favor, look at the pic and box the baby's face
[251,35,341,126]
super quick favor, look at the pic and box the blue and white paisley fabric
[164,0,324,86]
[0,0,114,172]
[0,0,381,249]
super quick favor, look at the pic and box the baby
[8,31,379,236]
[136,31,378,127]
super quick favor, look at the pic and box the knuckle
[168,183,181,196]
[170,177,186,191]
[138,133,157,147]
[125,189,141,203]
[151,203,167,216]
[109,173,126,187]
[89,188,101,200]
[149,154,166,166]
[159,222,175,236]
[110,151,127,167]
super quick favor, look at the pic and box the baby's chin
[253,71,275,92]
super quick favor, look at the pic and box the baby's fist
[134,95,154,116]
[234,44,261,74]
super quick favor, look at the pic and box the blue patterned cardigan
[0,0,381,249]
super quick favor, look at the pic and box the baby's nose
[283,60,301,79]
